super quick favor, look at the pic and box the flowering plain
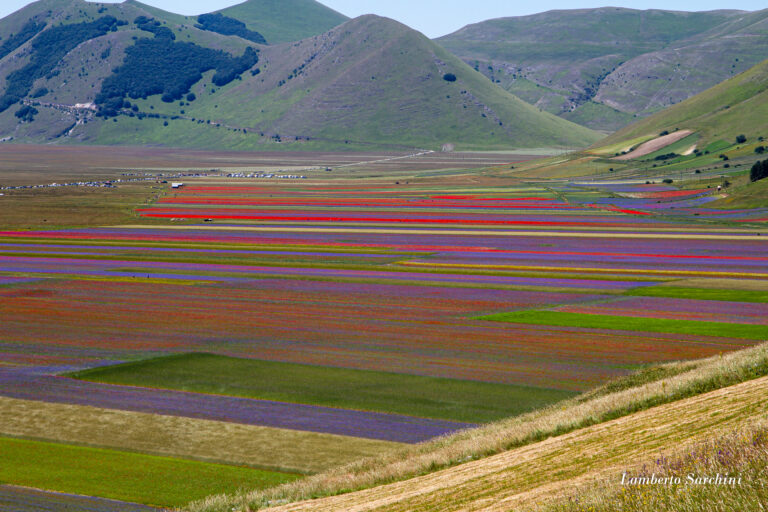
[1,159,767,510]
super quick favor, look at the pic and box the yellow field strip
[0,271,207,286]
[115,225,768,241]
[264,375,768,512]
[0,397,401,475]
[399,261,768,279]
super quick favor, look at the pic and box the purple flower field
[0,366,472,443]
[0,485,161,512]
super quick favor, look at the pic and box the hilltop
[438,8,768,131]
[0,1,599,151]
[215,0,348,45]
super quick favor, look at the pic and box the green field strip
[590,135,657,156]
[70,354,576,424]
[626,286,768,303]
[704,140,733,153]
[0,397,401,475]
[476,310,768,340]
[0,437,300,508]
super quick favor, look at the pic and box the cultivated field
[0,146,766,510]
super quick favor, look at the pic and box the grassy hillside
[437,8,768,131]
[188,342,768,511]
[177,14,598,151]
[597,58,768,150]
[0,4,598,151]
[216,0,348,44]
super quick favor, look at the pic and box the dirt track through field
[268,375,768,511]
[613,130,693,161]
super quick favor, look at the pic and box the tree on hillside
[750,159,768,182]
[195,13,267,44]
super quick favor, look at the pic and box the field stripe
[0,396,401,474]
[0,437,297,508]
[0,485,160,512]
[0,367,471,443]
[111,225,768,240]
[400,261,768,279]
[477,311,768,340]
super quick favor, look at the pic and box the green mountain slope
[0,3,598,151]
[596,58,768,150]
[437,8,768,131]
[215,0,348,44]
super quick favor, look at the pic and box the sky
[1,0,764,38]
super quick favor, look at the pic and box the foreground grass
[187,342,768,512]
[539,423,768,512]
[71,354,574,423]
[0,437,299,507]
[477,310,768,340]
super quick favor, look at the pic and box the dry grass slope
[188,342,768,512]
[539,422,768,512]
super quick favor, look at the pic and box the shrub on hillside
[136,18,175,41]
[736,134,747,144]
[443,73,457,82]
[14,105,38,122]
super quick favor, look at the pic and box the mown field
[1,148,767,510]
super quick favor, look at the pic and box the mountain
[215,0,349,45]
[438,8,768,132]
[595,57,768,151]
[0,1,600,151]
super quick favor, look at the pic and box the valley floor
[0,148,766,510]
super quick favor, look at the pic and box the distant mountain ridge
[0,0,599,151]
[438,7,768,131]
